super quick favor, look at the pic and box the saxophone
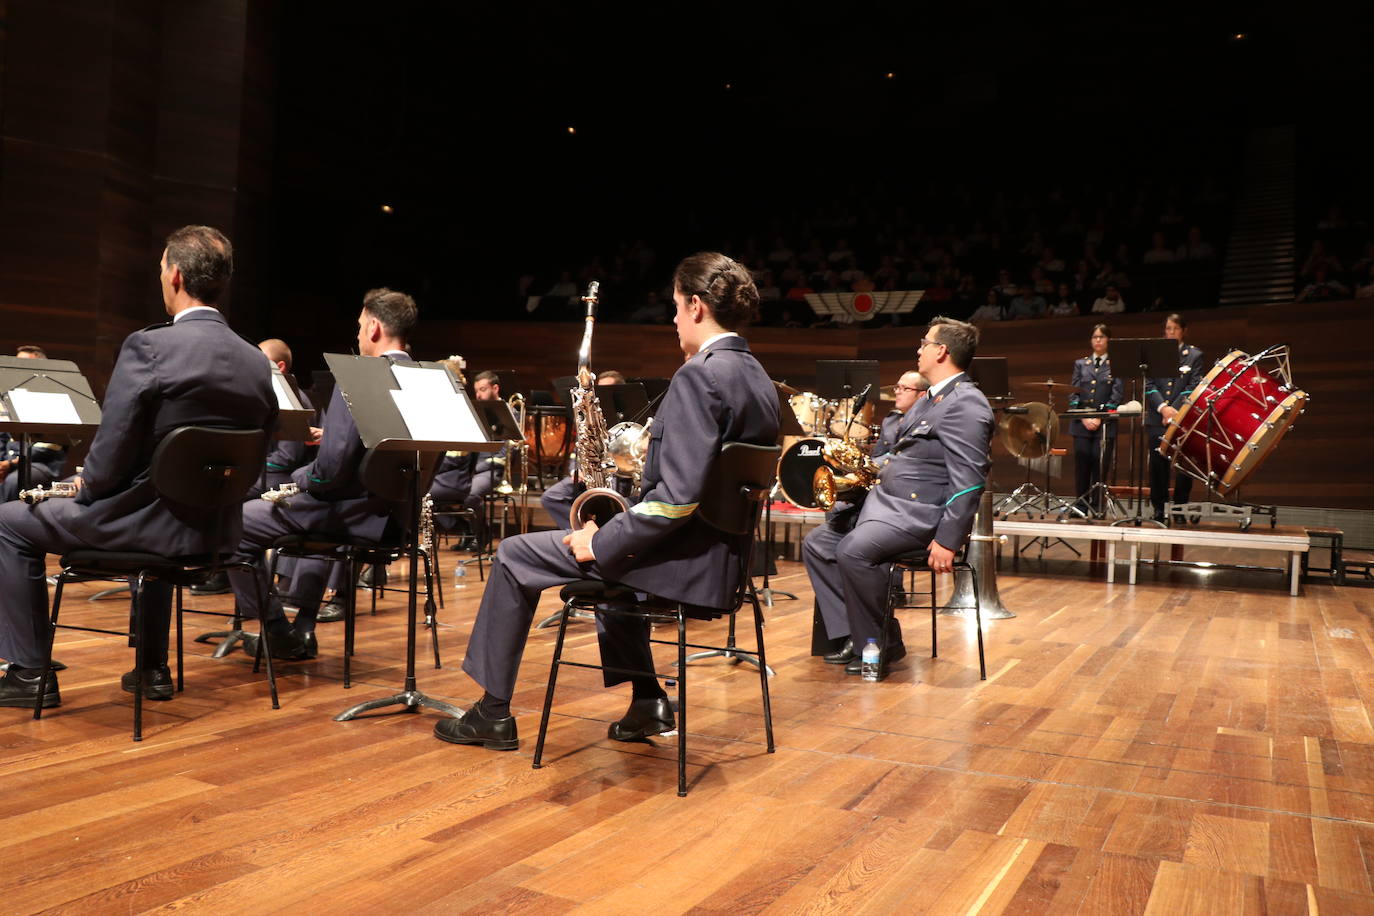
[568,281,634,528]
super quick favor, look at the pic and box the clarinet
[260,483,299,503]
[19,480,82,504]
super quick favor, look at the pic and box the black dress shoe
[822,637,855,665]
[120,664,174,700]
[608,696,676,742]
[190,571,232,595]
[0,667,60,708]
[433,704,518,750]
[845,641,908,678]
[315,601,347,623]
[241,628,318,661]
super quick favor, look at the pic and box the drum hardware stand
[1109,337,1175,530]
[994,383,1086,557]
[1078,413,1129,520]
[758,481,797,607]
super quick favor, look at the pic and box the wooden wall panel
[425,300,1371,510]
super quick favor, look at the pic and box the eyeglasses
[894,384,922,393]
[918,338,945,350]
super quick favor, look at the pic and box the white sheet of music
[390,364,485,443]
[8,389,81,424]
[271,374,298,410]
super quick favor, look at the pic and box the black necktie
[1093,357,1101,369]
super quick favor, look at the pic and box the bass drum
[1159,346,1307,496]
[777,437,829,509]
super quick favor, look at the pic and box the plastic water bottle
[860,638,881,681]
[453,563,467,590]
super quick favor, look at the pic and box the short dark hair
[1166,312,1187,329]
[597,369,626,384]
[16,345,46,358]
[672,252,759,330]
[929,316,979,370]
[473,369,500,388]
[1092,323,1111,338]
[165,225,233,305]
[362,287,417,341]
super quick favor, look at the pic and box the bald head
[258,338,292,371]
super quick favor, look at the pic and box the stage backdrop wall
[418,299,1369,511]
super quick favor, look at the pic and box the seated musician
[434,252,779,751]
[0,226,278,706]
[0,346,69,503]
[1069,324,1123,517]
[539,368,629,531]
[802,317,994,678]
[428,369,505,547]
[226,288,418,661]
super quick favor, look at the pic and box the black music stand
[629,376,671,406]
[325,354,499,723]
[595,383,649,424]
[968,357,1011,399]
[196,367,316,652]
[1110,337,1177,529]
[0,356,102,493]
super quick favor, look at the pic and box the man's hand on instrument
[928,540,956,574]
[1160,405,1178,423]
[564,520,599,563]
[71,475,84,492]
[306,426,323,446]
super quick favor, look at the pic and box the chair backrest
[150,426,267,508]
[697,442,781,535]
[359,447,441,502]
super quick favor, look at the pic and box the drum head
[777,437,828,508]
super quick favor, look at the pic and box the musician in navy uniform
[0,346,69,503]
[540,369,629,531]
[435,252,779,751]
[1146,313,1206,523]
[1068,324,1124,516]
[225,288,419,661]
[428,369,505,547]
[0,226,277,706]
[802,317,994,678]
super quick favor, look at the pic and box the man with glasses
[803,318,993,679]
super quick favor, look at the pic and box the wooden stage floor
[1,542,1371,914]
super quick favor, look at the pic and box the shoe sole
[433,725,518,751]
[123,686,175,700]
[0,694,59,708]
[823,656,854,665]
[608,719,676,742]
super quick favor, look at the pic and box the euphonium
[812,438,881,511]
[568,281,636,527]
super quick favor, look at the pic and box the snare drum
[827,396,875,443]
[777,437,829,509]
[1159,346,1307,495]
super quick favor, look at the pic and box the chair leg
[247,563,280,709]
[929,569,938,659]
[676,606,688,797]
[749,585,775,753]
[971,564,986,680]
[132,573,146,742]
[533,600,574,769]
[344,554,358,689]
[175,584,185,692]
[34,574,66,721]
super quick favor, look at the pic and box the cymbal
[998,401,1058,458]
[1030,379,1085,394]
[773,380,800,396]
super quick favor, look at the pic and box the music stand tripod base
[335,689,463,721]
[680,647,776,677]
[195,628,250,658]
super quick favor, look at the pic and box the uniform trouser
[462,529,655,702]
[1148,430,1194,517]
[226,499,350,634]
[802,517,933,647]
[540,476,579,531]
[1073,433,1116,512]
[0,498,170,668]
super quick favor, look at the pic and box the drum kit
[775,383,877,509]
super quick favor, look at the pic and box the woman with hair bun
[436,252,780,752]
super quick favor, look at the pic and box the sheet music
[8,389,81,424]
[271,374,299,410]
[390,364,486,443]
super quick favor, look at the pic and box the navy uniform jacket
[870,411,902,460]
[1145,344,1206,432]
[71,309,277,557]
[857,375,993,551]
[284,351,409,542]
[592,335,779,610]
[262,383,313,489]
[1069,355,1124,440]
